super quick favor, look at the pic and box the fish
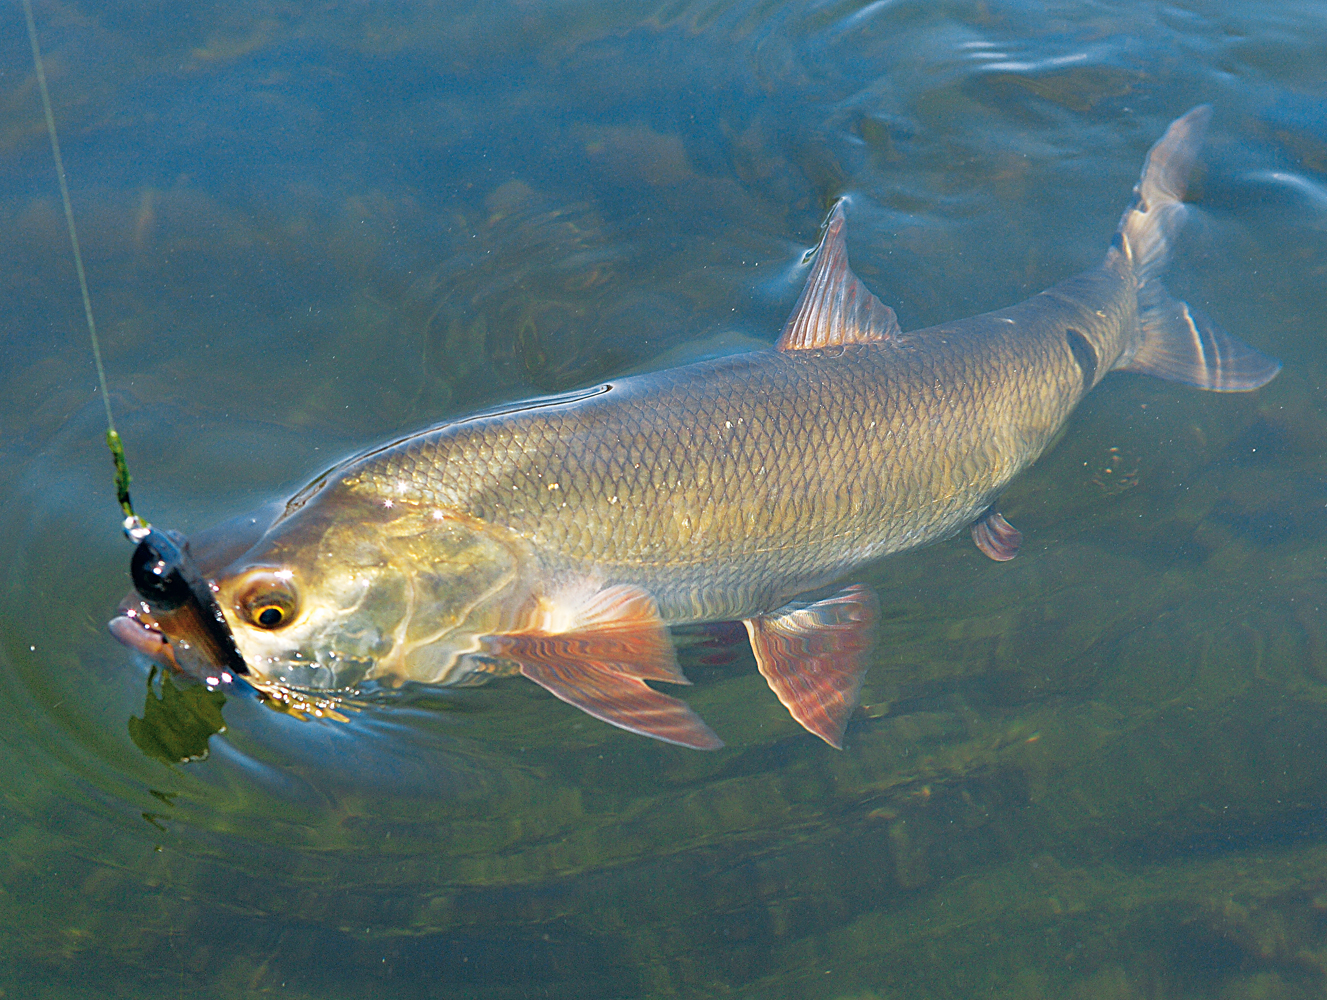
[110,107,1280,750]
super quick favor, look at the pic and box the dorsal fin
[777,201,900,352]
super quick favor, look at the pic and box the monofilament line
[23,0,138,522]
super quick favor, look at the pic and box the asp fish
[111,107,1279,749]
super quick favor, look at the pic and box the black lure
[128,526,250,677]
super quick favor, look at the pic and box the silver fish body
[347,265,1126,625]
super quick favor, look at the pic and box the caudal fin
[1115,106,1281,391]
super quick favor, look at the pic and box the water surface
[2,1,1325,997]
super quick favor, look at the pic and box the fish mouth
[109,588,245,683]
[109,598,179,671]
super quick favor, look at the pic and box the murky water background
[1,1,1325,996]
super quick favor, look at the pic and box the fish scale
[352,285,1097,625]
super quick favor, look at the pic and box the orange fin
[744,583,878,749]
[515,659,722,749]
[971,508,1022,562]
[488,584,721,749]
[777,200,900,352]
[505,584,687,683]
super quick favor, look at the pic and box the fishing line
[23,2,258,682]
[22,0,140,528]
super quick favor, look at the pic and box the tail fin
[1115,106,1281,391]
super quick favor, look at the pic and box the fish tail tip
[1113,107,1281,393]
[1115,106,1217,282]
[1122,296,1282,391]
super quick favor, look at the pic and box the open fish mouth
[109,599,178,671]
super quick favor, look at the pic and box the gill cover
[210,487,523,691]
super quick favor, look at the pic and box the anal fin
[488,584,722,750]
[971,509,1022,561]
[777,200,901,352]
[744,583,878,749]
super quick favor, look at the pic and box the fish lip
[129,526,252,678]
[110,504,286,682]
[108,600,179,671]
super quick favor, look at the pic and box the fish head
[111,483,523,692]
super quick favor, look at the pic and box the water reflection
[129,668,226,764]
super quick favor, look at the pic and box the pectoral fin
[488,584,723,750]
[744,583,878,749]
[514,659,722,749]
[777,200,900,352]
[971,508,1022,561]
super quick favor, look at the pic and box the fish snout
[108,596,179,671]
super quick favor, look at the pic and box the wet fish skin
[112,107,1280,749]
[350,279,1107,624]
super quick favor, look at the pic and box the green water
[2,1,1325,997]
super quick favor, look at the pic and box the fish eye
[235,570,300,631]
[256,605,286,628]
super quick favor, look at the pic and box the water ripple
[1244,169,1327,213]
